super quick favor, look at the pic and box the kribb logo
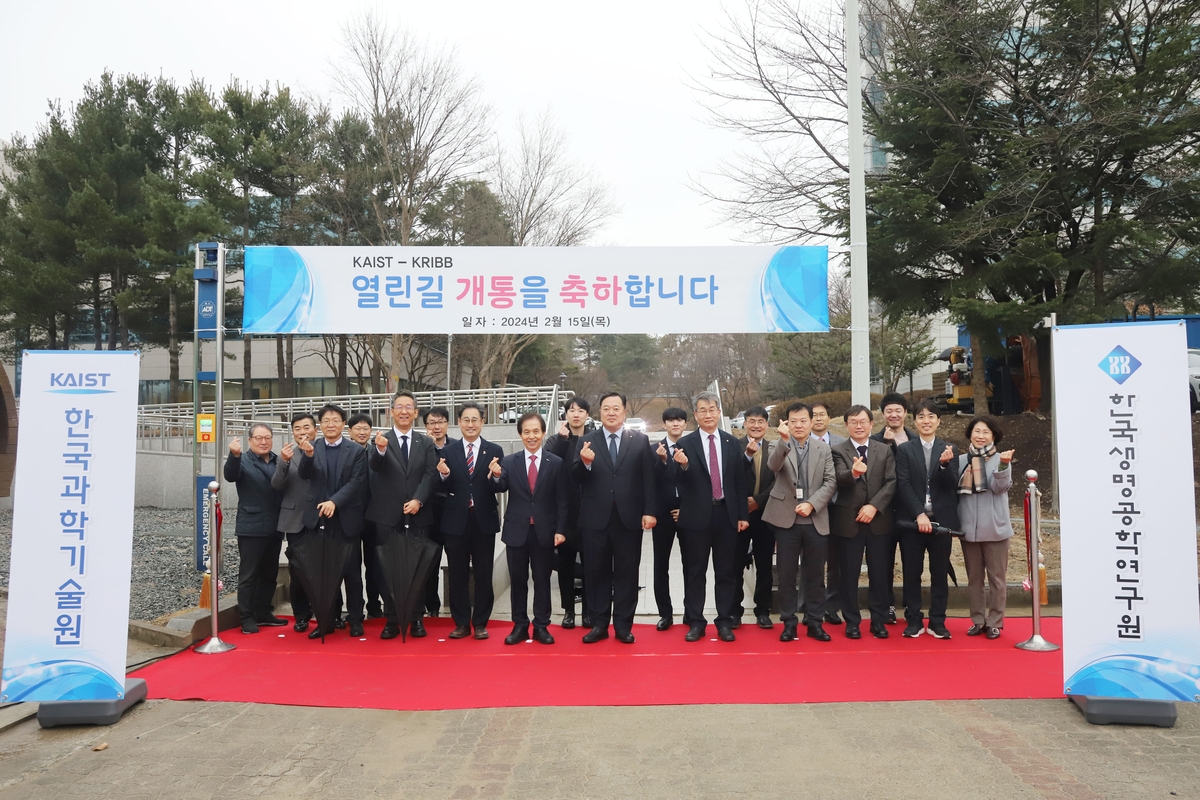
[1098,345,1142,385]
[48,372,114,394]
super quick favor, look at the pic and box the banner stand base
[37,679,147,728]
[1069,695,1177,727]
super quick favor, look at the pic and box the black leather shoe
[985,626,1002,640]
[293,618,310,633]
[561,609,576,629]
[870,623,889,639]
[824,610,843,625]
[448,624,471,639]
[307,627,324,640]
[410,619,427,638]
[716,625,735,642]
[966,623,986,636]
[731,618,742,630]
[334,617,346,630]
[473,627,489,640]
[845,625,862,639]
[780,623,798,642]
[807,624,832,642]
[886,606,898,625]
[756,614,773,629]
[533,626,555,645]
[615,630,635,644]
[582,626,609,644]
[656,616,673,631]
[257,615,288,627]
[366,606,385,620]
[241,620,259,634]
[348,621,364,637]
[684,625,705,642]
[581,613,593,628]
[505,626,529,645]
[380,625,400,640]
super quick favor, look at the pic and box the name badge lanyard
[792,441,809,502]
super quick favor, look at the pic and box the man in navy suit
[296,403,368,638]
[669,392,749,642]
[894,398,961,640]
[437,402,505,640]
[572,391,657,644]
[223,423,284,634]
[492,412,570,645]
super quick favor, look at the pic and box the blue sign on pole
[196,280,218,340]
[194,475,214,572]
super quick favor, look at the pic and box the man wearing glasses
[366,391,440,639]
[224,423,286,634]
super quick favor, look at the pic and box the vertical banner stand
[195,482,235,655]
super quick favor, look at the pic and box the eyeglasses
[393,404,416,412]
[250,435,273,442]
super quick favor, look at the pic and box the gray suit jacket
[829,438,896,536]
[271,455,309,535]
[761,435,836,535]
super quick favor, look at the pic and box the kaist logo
[1098,346,1141,385]
[48,372,114,394]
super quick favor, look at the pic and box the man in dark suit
[422,406,455,617]
[223,423,285,634]
[296,403,369,638]
[544,397,590,628]
[366,391,439,640]
[347,413,384,621]
[669,392,749,642]
[894,398,961,640]
[870,392,919,625]
[437,402,504,640]
[650,406,688,631]
[492,412,570,645]
[830,405,897,639]
[571,391,657,644]
[272,412,317,632]
[737,406,775,630]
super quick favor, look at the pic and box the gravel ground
[0,507,241,623]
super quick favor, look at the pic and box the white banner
[1055,321,1200,701]
[242,245,829,335]
[1,351,139,702]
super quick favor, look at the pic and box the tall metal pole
[1016,470,1059,652]
[195,481,235,654]
[192,247,202,526]
[446,333,453,392]
[215,244,226,503]
[1049,313,1060,514]
[847,0,871,407]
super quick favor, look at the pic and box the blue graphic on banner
[1067,655,1200,701]
[759,246,829,332]
[243,247,313,334]
[1099,345,1142,384]
[1,659,126,701]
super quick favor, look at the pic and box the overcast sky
[2,1,757,247]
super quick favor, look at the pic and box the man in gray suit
[762,401,837,643]
[271,412,318,632]
[809,401,848,623]
[830,405,897,640]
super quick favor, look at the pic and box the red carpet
[133,616,1063,710]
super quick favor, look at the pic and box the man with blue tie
[437,402,505,640]
[492,412,570,645]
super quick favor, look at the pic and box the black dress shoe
[581,613,593,628]
[307,627,325,640]
[293,618,310,633]
[615,630,635,644]
[780,622,798,642]
[824,610,843,625]
[845,625,862,639]
[533,626,555,645]
[684,625,705,642]
[257,615,288,627]
[348,621,364,637]
[561,609,576,629]
[985,626,1002,640]
[366,606,385,620]
[656,616,673,631]
[807,624,832,642]
[886,606,898,625]
[505,626,529,645]
[966,623,986,636]
[870,623,889,639]
[334,617,346,630]
[241,620,259,634]
[448,624,471,639]
[410,619,427,638]
[473,627,489,640]
[731,618,742,630]
[756,614,773,629]
[582,626,609,644]
[380,625,400,640]
[716,625,735,642]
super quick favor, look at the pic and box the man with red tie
[492,412,570,645]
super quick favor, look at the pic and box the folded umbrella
[287,518,355,643]
[894,519,962,587]
[376,519,440,643]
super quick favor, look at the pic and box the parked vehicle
[624,417,647,433]
[730,411,746,430]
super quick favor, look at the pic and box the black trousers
[773,524,827,626]
[361,520,385,617]
[507,527,554,628]
[285,531,311,621]
[882,528,901,611]
[681,508,740,628]
[339,535,366,624]
[555,531,584,613]
[425,517,445,616]
[825,533,843,613]
[236,534,283,623]
[837,527,896,627]
[735,520,774,618]
[444,513,496,629]
[652,512,684,619]
[900,529,953,625]
[581,506,643,634]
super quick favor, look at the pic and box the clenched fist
[281,442,295,462]
[939,445,955,464]
[777,420,790,440]
[298,438,314,457]
[488,457,502,477]
[375,431,388,451]
[579,440,595,466]
[228,437,242,456]
[436,458,449,477]
[851,456,867,477]
[673,446,689,469]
